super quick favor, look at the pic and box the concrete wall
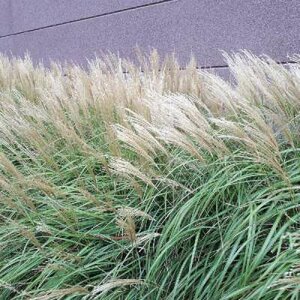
[0,0,299,74]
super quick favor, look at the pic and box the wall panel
[1,0,165,36]
[0,1,12,36]
[0,0,299,67]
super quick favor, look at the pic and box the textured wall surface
[0,0,299,74]
[2,0,163,36]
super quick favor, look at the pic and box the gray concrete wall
[0,0,299,73]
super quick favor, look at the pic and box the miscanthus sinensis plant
[1,50,300,299]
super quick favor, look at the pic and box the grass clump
[1,51,300,299]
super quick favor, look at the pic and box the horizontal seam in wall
[0,0,179,39]
[198,60,297,70]
[115,61,297,74]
